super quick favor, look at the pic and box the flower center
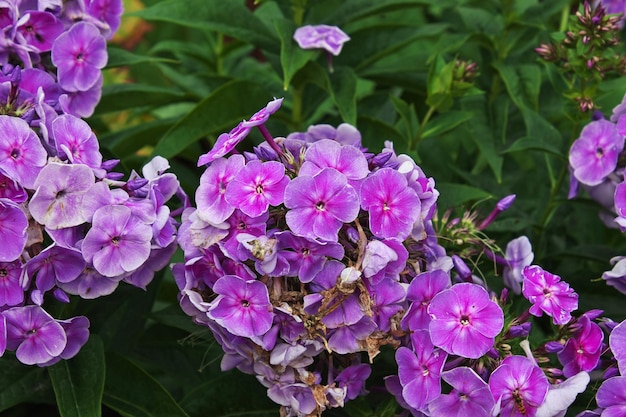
[241,299,250,307]
[0,268,6,278]
[316,201,325,211]
[25,328,37,336]
[383,201,391,211]
[596,147,604,158]
[255,184,264,194]
[10,148,20,159]
[76,52,84,62]
[111,236,121,246]
[459,314,470,326]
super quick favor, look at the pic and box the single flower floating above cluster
[174,97,626,417]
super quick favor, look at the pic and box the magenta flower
[284,168,359,241]
[0,260,24,307]
[0,170,27,203]
[225,160,289,218]
[0,198,27,262]
[522,265,578,325]
[81,205,153,277]
[29,163,95,229]
[557,315,604,377]
[503,236,534,295]
[0,115,47,189]
[396,330,447,411]
[197,123,251,166]
[299,139,369,182]
[87,0,124,39]
[4,305,67,365]
[361,168,421,239]
[401,270,451,331]
[293,25,350,56]
[488,355,549,417]
[16,11,64,52]
[240,97,283,129]
[195,155,244,224]
[428,367,494,417]
[428,282,504,359]
[52,114,102,169]
[208,275,274,338]
[51,21,107,91]
[596,376,626,415]
[569,119,624,186]
[610,319,626,375]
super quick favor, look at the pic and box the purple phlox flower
[269,342,315,368]
[52,113,102,170]
[286,123,362,148]
[195,155,244,224]
[452,255,473,282]
[26,244,85,292]
[396,156,439,228]
[0,197,27,262]
[361,167,421,240]
[86,0,123,39]
[401,269,451,331]
[29,163,95,229]
[284,167,359,241]
[268,379,318,416]
[57,262,122,299]
[21,68,60,102]
[522,265,579,325]
[123,242,178,290]
[209,275,274,338]
[428,367,495,417]
[602,256,626,295]
[610,319,626,374]
[240,97,283,129]
[384,375,429,417]
[558,315,604,377]
[503,236,534,295]
[81,204,153,277]
[362,238,408,284]
[596,376,626,416]
[335,363,371,401]
[178,209,229,253]
[299,139,369,189]
[0,168,26,203]
[236,233,288,276]
[51,21,107,91]
[58,73,102,118]
[276,231,344,283]
[16,11,63,52]
[293,24,350,56]
[254,306,305,350]
[225,160,289,218]
[478,194,516,230]
[0,115,46,189]
[614,180,626,229]
[367,277,406,332]
[4,305,66,365]
[0,260,24,306]
[428,282,504,359]
[197,122,251,166]
[327,315,377,354]
[569,119,624,186]
[396,330,448,411]
[535,371,590,417]
[488,355,549,417]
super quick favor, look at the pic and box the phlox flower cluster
[0,0,123,118]
[174,97,611,417]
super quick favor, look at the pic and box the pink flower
[293,25,350,56]
[522,265,578,325]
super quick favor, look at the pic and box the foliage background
[3,0,626,416]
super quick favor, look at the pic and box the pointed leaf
[390,95,419,145]
[275,18,317,90]
[421,111,473,139]
[436,183,492,209]
[97,84,186,114]
[104,353,190,417]
[106,47,177,68]
[151,80,270,159]
[329,67,358,125]
[48,336,105,417]
[0,357,52,411]
[134,0,278,52]
[502,136,563,157]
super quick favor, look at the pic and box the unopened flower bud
[53,288,70,303]
[508,322,532,338]
[603,366,620,379]
[452,255,472,282]
[544,341,565,353]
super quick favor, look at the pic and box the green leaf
[101,118,175,158]
[103,353,189,417]
[325,0,431,26]
[421,111,473,139]
[151,80,270,159]
[436,183,492,209]
[389,95,419,146]
[275,18,317,90]
[48,336,105,417]
[106,47,177,68]
[492,63,541,110]
[134,0,278,52]
[456,6,504,36]
[426,55,454,111]
[96,84,186,114]
[357,116,406,150]
[501,136,563,157]
[329,67,358,125]
[0,357,52,412]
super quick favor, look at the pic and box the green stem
[292,0,307,26]
[559,3,570,33]
[292,85,304,131]
[411,105,436,151]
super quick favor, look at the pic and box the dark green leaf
[101,118,175,158]
[103,353,189,417]
[426,55,454,111]
[421,111,473,139]
[501,136,563,157]
[492,63,541,110]
[325,0,432,26]
[436,183,492,209]
[389,95,419,146]
[357,116,406,151]
[275,18,317,90]
[96,84,186,114]
[106,47,177,68]
[48,336,105,417]
[134,0,278,53]
[329,67,358,125]
[0,358,52,412]
[151,80,270,159]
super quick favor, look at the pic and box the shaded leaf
[102,118,176,157]
[104,353,189,417]
[437,183,492,209]
[389,95,419,146]
[106,47,177,68]
[421,111,473,139]
[151,80,270,159]
[329,67,358,126]
[501,136,563,157]
[48,336,105,417]
[275,18,317,90]
[0,357,52,412]
[97,84,186,114]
